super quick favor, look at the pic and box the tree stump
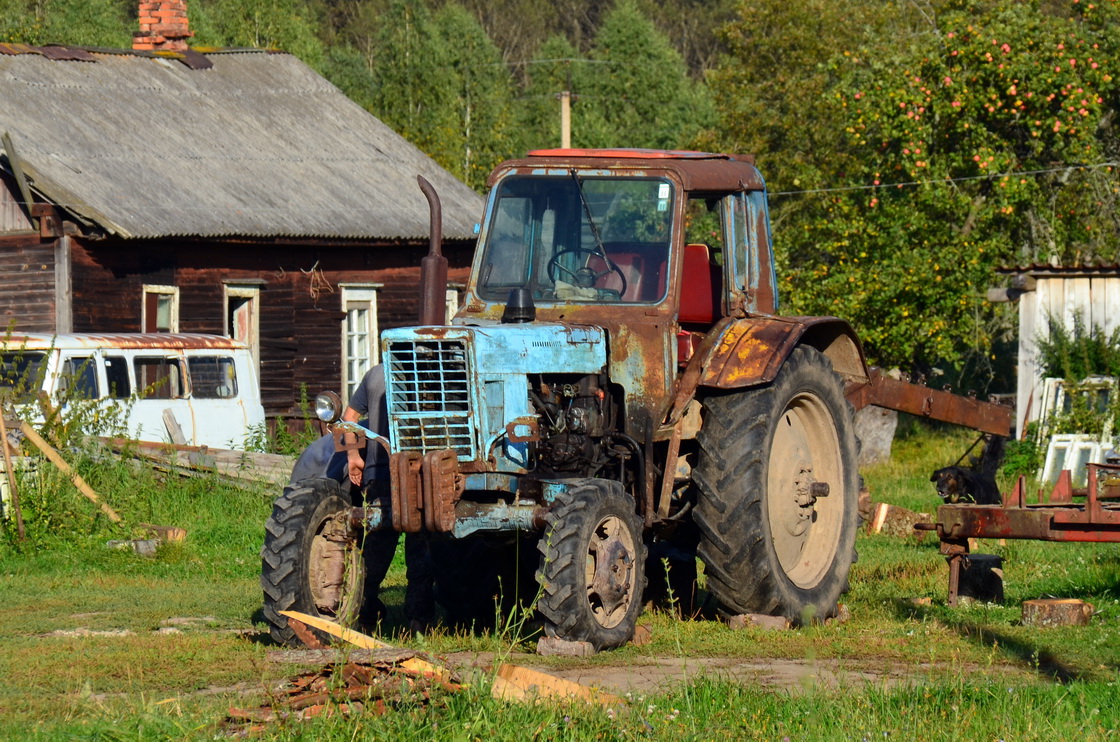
[1021,599,1094,627]
[854,405,899,467]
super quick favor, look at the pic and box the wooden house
[0,19,484,426]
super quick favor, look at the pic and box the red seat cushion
[678,243,720,325]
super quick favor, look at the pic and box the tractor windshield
[477,174,673,304]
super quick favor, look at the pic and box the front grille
[385,339,474,459]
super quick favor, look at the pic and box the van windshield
[0,352,47,401]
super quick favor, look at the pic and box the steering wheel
[547,247,628,297]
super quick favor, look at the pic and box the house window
[224,284,261,369]
[339,285,380,403]
[142,285,179,333]
[445,287,461,322]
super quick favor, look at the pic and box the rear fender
[665,316,868,427]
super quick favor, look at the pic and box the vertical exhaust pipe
[417,175,448,325]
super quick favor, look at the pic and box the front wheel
[694,346,859,623]
[536,479,646,650]
[261,478,366,646]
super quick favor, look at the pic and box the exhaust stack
[417,175,448,325]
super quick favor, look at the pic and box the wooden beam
[1,131,36,228]
[17,420,122,523]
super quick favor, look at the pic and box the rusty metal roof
[2,333,249,351]
[0,47,483,241]
[500,148,765,192]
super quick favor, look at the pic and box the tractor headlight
[314,391,343,423]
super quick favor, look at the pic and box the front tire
[536,479,646,650]
[694,346,858,623]
[261,478,366,646]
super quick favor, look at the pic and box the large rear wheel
[261,478,366,645]
[694,346,858,622]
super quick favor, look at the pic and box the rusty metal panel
[848,368,1012,437]
[1,332,248,351]
[390,452,423,533]
[421,449,463,533]
[0,44,37,56]
[38,46,95,62]
[697,317,801,388]
[497,151,765,193]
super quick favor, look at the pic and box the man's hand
[342,407,364,487]
[348,450,365,487]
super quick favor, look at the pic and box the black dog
[930,436,1005,505]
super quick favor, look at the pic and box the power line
[771,161,1119,198]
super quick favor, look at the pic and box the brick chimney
[133,1,193,53]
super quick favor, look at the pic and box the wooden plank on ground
[278,610,450,681]
[491,663,623,706]
[98,437,294,488]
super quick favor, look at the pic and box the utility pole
[559,60,573,148]
[560,90,571,149]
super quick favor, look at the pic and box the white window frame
[445,286,462,323]
[340,284,381,405]
[141,284,179,333]
[223,283,261,370]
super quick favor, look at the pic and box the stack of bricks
[133,0,193,52]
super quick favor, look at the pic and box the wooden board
[491,663,623,707]
[278,610,449,681]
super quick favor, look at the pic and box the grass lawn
[0,422,1118,740]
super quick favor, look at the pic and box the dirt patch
[42,628,136,638]
[267,648,1036,694]
[440,651,1036,695]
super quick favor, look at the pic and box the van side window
[104,356,131,398]
[59,357,100,399]
[134,357,184,399]
[0,351,46,401]
[188,356,238,399]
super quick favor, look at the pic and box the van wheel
[261,478,365,646]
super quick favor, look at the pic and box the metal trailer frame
[917,462,1120,605]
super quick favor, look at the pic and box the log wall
[0,236,56,332]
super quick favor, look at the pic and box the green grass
[1,422,1119,740]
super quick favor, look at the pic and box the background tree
[711,0,1120,379]
[577,0,713,148]
[518,35,585,150]
[0,0,132,47]
[191,0,327,67]
[366,0,457,162]
[433,4,519,189]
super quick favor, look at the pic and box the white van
[0,333,265,450]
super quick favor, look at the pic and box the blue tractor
[262,149,873,649]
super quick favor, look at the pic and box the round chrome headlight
[314,391,343,423]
